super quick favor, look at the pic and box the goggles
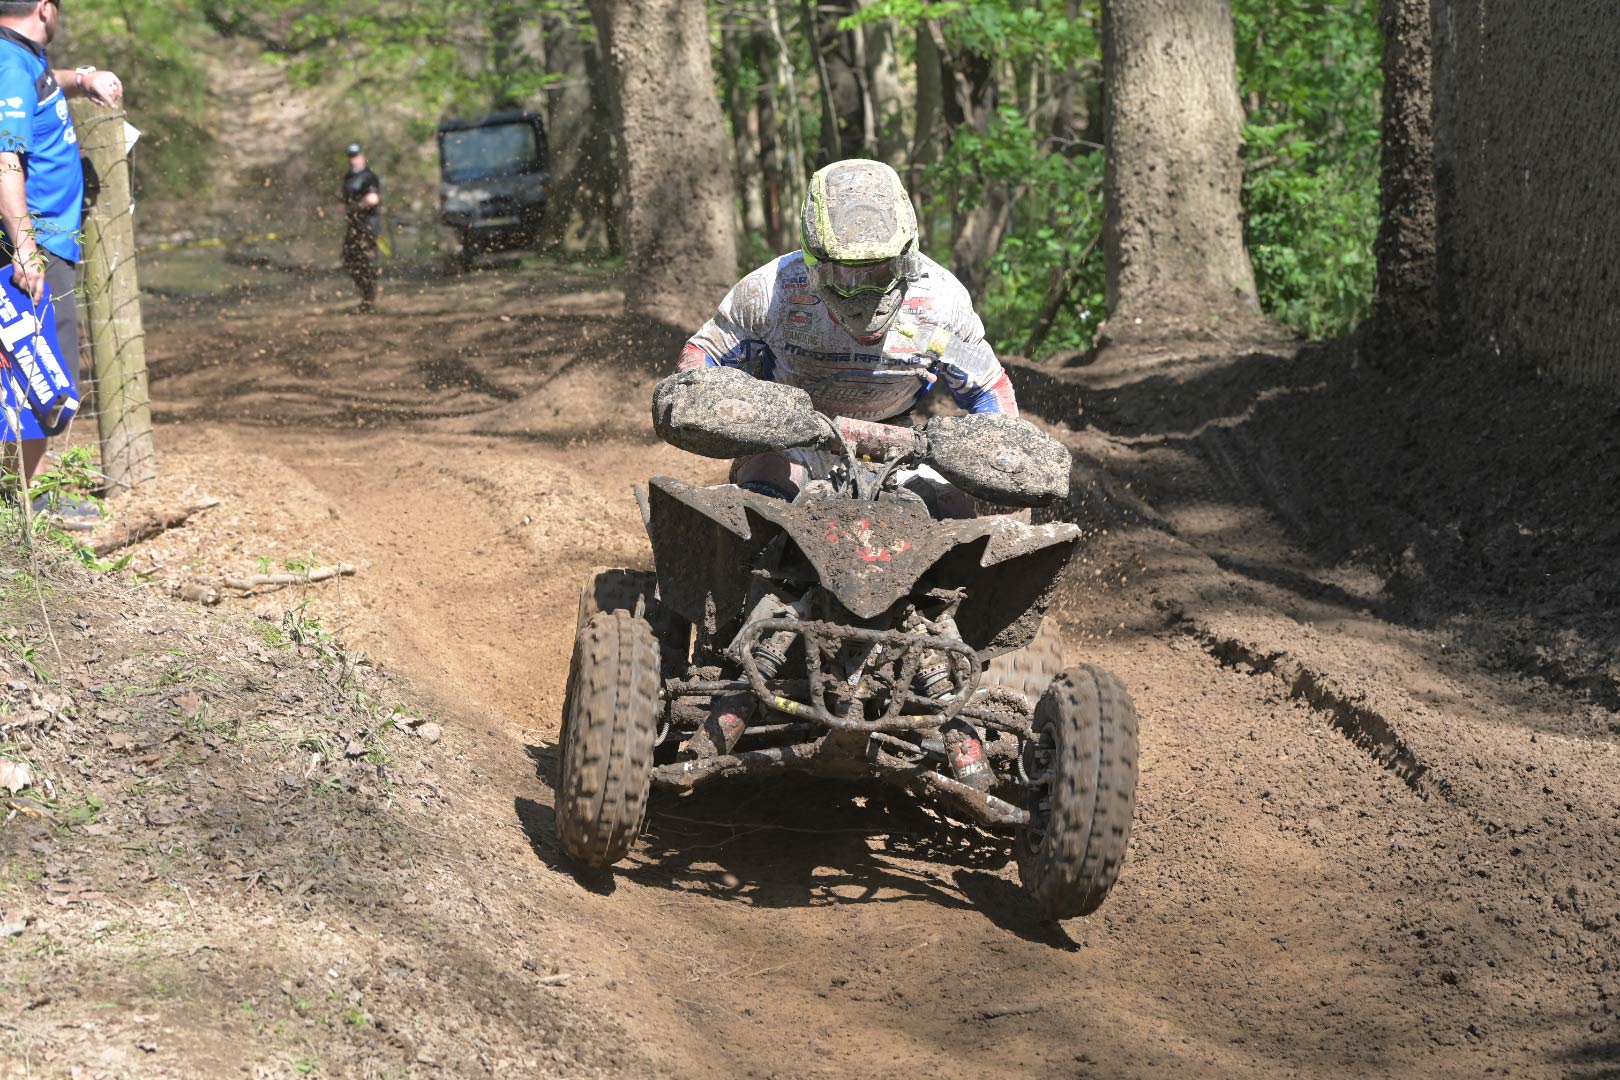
[806,253,908,299]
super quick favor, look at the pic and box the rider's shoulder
[771,251,811,286]
[913,253,969,298]
[726,252,809,305]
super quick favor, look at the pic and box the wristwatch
[75,66,97,90]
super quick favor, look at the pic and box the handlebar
[828,416,922,462]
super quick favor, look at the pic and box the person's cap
[346,143,363,156]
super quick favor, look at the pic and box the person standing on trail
[680,159,1017,508]
[340,143,383,311]
[0,0,124,520]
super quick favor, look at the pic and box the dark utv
[437,111,548,272]
[555,367,1139,919]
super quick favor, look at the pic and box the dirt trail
[107,254,1618,1078]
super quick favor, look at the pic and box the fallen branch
[219,563,357,592]
[92,499,222,556]
[180,563,359,605]
[979,1003,1045,1021]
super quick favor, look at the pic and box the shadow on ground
[515,744,1076,948]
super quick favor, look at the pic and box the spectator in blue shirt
[0,0,123,493]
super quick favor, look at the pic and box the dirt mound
[0,543,636,1079]
[1016,339,1620,711]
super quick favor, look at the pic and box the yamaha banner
[0,271,78,441]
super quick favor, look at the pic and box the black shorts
[45,251,79,364]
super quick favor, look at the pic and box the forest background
[61,0,1380,358]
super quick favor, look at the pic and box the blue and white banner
[0,270,77,441]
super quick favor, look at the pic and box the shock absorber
[686,594,806,759]
[941,719,994,791]
[912,611,968,703]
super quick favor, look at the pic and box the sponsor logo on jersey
[4,98,20,109]
[785,291,821,307]
[787,311,812,329]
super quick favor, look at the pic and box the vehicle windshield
[441,122,539,182]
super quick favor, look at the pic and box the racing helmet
[801,159,920,339]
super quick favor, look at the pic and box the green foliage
[1235,0,1382,338]
[854,0,1379,348]
[849,0,1106,357]
[948,106,1106,355]
[207,0,578,133]
[10,447,134,573]
[69,1,219,203]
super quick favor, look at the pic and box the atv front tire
[1016,664,1139,919]
[577,567,691,677]
[983,616,1064,704]
[555,610,660,867]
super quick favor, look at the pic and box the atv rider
[681,159,1017,516]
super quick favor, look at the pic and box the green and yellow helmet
[801,160,920,339]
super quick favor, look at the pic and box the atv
[554,367,1139,919]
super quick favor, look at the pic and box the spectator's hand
[11,244,44,303]
[82,70,123,109]
[363,192,381,209]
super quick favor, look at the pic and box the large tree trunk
[1370,0,1437,356]
[1101,0,1259,339]
[589,0,737,325]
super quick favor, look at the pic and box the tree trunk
[588,0,737,324]
[540,12,617,254]
[909,22,944,248]
[753,26,786,243]
[762,0,809,250]
[488,2,527,108]
[951,185,1016,300]
[1370,0,1437,355]
[928,22,1006,300]
[803,0,844,166]
[722,23,768,238]
[857,2,907,166]
[77,106,158,493]
[1101,0,1260,338]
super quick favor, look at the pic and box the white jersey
[681,252,1017,422]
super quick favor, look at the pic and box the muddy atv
[554,367,1138,919]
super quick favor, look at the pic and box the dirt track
[91,255,1619,1078]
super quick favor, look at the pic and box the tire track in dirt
[126,263,1619,1078]
[1183,621,1447,799]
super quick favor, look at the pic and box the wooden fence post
[73,105,156,494]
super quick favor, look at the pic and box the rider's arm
[913,270,1018,416]
[925,326,1018,416]
[680,269,777,378]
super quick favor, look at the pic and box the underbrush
[0,495,450,1077]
